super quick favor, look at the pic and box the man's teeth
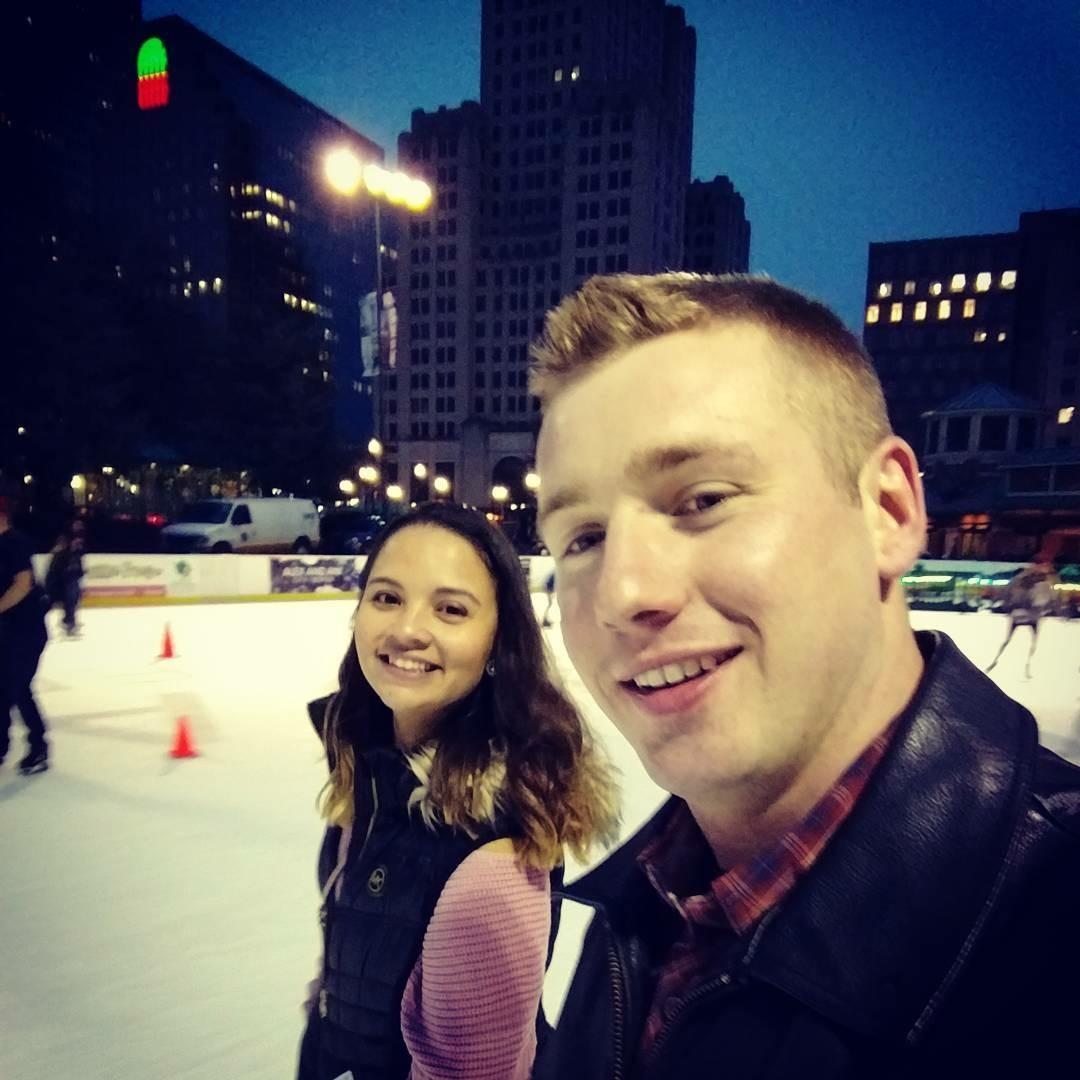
[634,653,721,690]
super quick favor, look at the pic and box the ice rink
[3,599,1080,1079]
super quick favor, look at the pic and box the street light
[339,478,357,495]
[323,146,433,461]
[368,438,383,458]
[492,484,509,504]
[358,465,379,485]
[413,463,428,480]
[524,471,541,492]
[386,484,405,502]
[432,476,451,497]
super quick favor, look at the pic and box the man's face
[536,323,885,805]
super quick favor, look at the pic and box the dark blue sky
[143,0,1079,331]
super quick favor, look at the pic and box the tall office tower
[2,6,389,504]
[864,208,1080,457]
[684,175,751,275]
[391,0,696,512]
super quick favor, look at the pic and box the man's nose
[593,509,687,634]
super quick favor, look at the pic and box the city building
[128,16,388,468]
[2,3,392,509]
[684,175,750,274]
[918,385,1080,561]
[386,0,698,512]
[863,208,1080,456]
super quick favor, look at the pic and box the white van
[162,498,320,554]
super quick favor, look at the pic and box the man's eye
[673,492,729,517]
[565,530,603,556]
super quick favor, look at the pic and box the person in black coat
[528,273,1080,1078]
[0,495,50,774]
[45,523,86,637]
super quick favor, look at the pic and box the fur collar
[404,742,508,834]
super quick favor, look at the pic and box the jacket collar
[565,631,1038,1045]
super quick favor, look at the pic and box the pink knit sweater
[400,847,552,1080]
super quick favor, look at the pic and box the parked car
[319,510,386,554]
[161,497,319,554]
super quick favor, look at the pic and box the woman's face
[354,524,499,749]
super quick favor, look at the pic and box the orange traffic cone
[158,623,175,660]
[169,717,198,759]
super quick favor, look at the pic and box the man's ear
[860,436,927,581]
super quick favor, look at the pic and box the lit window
[865,304,880,324]
[570,65,581,81]
[997,331,1007,342]
[553,67,563,82]
[877,282,892,298]
[1059,407,1074,425]
[938,299,951,319]
[198,279,207,294]
[929,281,942,296]
[1001,270,1017,289]
[914,301,927,321]
[282,220,292,234]
[903,280,916,296]
[890,302,903,323]
[212,278,223,294]
[975,272,992,292]
[963,298,976,318]
[183,282,192,298]
[950,273,966,292]
[974,330,988,343]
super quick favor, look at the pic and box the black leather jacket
[535,631,1080,1079]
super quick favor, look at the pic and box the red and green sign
[137,37,169,110]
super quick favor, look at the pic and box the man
[0,494,50,774]
[529,274,1080,1078]
[985,557,1059,678]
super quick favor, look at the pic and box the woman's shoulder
[437,843,551,913]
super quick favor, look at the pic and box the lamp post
[323,148,432,499]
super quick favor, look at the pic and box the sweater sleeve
[401,847,551,1080]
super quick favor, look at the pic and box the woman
[298,503,619,1080]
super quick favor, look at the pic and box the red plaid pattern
[638,723,896,1054]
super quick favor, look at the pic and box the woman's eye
[372,591,399,605]
[442,604,468,617]
[674,492,729,517]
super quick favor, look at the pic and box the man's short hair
[529,273,893,499]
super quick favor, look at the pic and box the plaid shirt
[637,723,897,1055]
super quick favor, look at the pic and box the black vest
[316,745,507,1079]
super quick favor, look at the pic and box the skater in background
[540,567,556,627]
[298,502,618,1080]
[45,522,85,637]
[985,557,1059,678]
[0,495,50,775]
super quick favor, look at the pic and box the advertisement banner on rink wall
[81,554,201,599]
[270,556,366,595]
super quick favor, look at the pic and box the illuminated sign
[137,37,169,110]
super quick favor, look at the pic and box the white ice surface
[2,601,1079,1079]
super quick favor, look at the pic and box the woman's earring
[485,659,496,677]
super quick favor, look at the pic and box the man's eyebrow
[538,440,761,530]
[366,576,481,604]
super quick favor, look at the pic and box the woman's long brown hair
[320,503,619,869]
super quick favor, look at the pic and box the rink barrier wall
[30,553,559,607]
[31,553,1063,612]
